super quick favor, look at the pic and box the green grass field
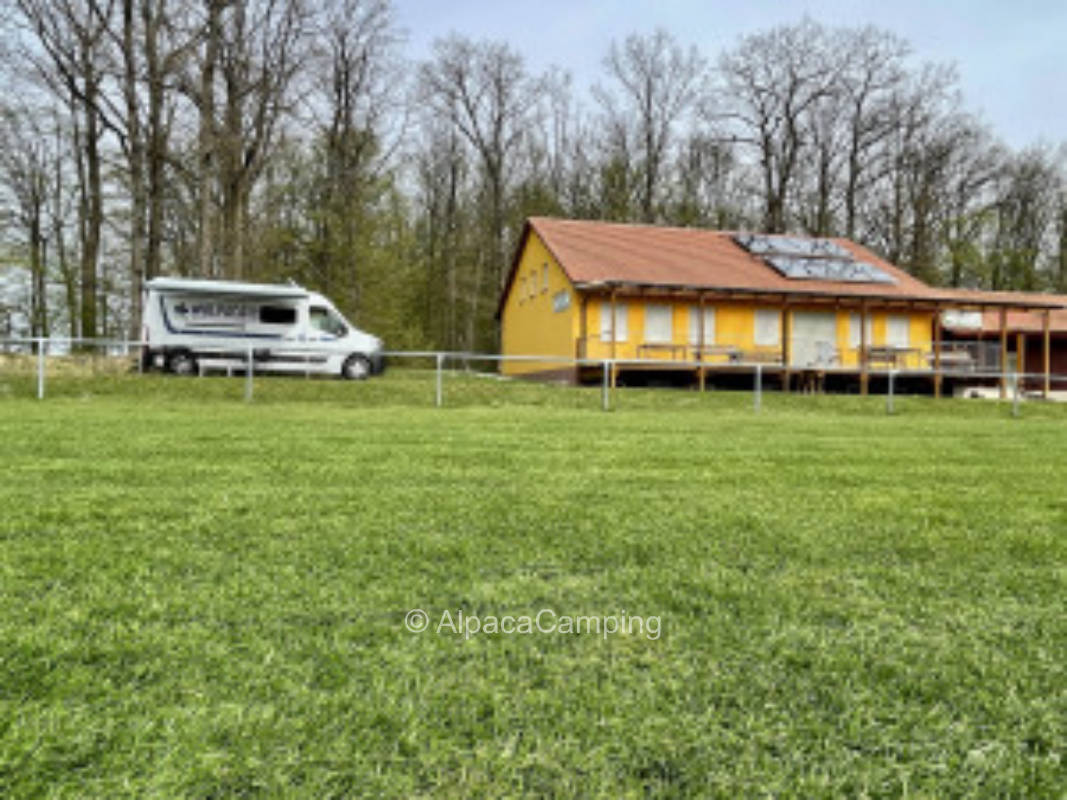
[1,371,1065,797]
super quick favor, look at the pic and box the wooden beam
[781,304,791,392]
[1017,331,1026,394]
[999,307,1008,400]
[859,300,869,396]
[1044,309,1051,399]
[610,288,617,363]
[933,305,942,399]
[578,294,588,361]
[697,293,706,392]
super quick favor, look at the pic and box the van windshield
[310,306,347,337]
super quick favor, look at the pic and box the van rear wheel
[341,353,371,380]
[167,350,198,376]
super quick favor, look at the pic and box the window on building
[848,312,872,348]
[754,309,781,346]
[599,301,628,342]
[542,264,549,293]
[644,304,673,344]
[887,315,910,347]
[688,306,716,345]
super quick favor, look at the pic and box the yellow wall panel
[499,232,577,375]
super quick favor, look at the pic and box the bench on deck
[690,344,742,363]
[636,342,688,360]
[926,349,975,372]
[865,345,920,369]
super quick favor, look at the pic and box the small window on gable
[542,264,549,293]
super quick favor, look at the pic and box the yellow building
[498,218,1064,394]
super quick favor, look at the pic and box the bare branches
[594,28,706,222]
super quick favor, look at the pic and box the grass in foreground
[1,372,1065,797]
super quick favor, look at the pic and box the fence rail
[2,336,1063,416]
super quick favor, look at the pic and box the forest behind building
[1,0,1065,352]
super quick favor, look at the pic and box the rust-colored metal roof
[508,217,1066,311]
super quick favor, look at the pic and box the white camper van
[142,277,384,379]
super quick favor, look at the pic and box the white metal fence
[1,336,1060,416]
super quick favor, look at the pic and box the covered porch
[572,283,1066,397]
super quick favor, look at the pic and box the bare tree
[301,0,401,309]
[988,146,1061,290]
[718,18,837,233]
[183,0,308,279]
[15,0,112,339]
[111,0,191,333]
[414,118,469,350]
[670,132,748,228]
[838,27,910,239]
[1056,180,1067,292]
[938,123,1003,287]
[0,103,54,339]
[594,29,706,223]
[418,35,542,347]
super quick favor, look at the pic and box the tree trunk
[144,0,167,287]
[198,0,221,276]
[123,0,147,339]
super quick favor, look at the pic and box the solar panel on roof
[733,234,895,285]
[735,233,853,260]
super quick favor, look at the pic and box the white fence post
[245,345,254,402]
[601,360,610,411]
[754,364,762,413]
[36,338,46,400]
[886,370,895,415]
[1012,370,1021,418]
[435,352,444,408]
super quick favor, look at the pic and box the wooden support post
[578,295,588,355]
[780,303,791,392]
[933,306,942,399]
[610,288,617,363]
[999,307,1008,400]
[1016,331,1026,394]
[859,300,870,396]
[1043,309,1051,399]
[698,293,706,392]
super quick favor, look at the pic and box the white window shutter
[754,309,781,346]
[644,304,673,344]
[688,306,716,345]
[887,315,910,347]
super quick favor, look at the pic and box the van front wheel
[167,350,198,376]
[341,353,371,380]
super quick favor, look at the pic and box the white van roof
[146,277,308,300]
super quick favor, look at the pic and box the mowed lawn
[1,371,1065,797]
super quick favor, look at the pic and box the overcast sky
[393,0,1065,151]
